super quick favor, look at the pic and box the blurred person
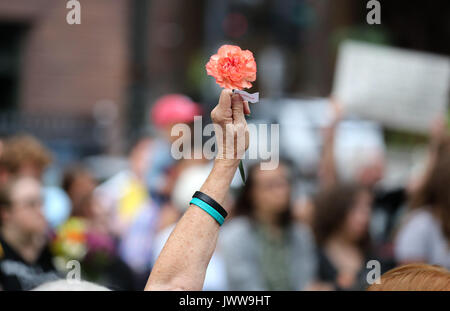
[146,95,209,233]
[0,135,52,182]
[367,264,450,291]
[52,192,136,290]
[321,103,450,259]
[319,100,389,198]
[220,162,317,291]
[145,94,202,206]
[95,135,155,236]
[62,164,97,212]
[313,184,383,290]
[407,120,450,195]
[152,163,229,290]
[0,177,60,290]
[292,196,315,227]
[94,136,159,285]
[319,100,406,266]
[394,155,450,269]
[0,134,70,228]
[156,134,212,232]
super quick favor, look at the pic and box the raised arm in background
[318,97,342,189]
[408,116,449,204]
[145,89,250,291]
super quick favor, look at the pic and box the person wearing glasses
[220,162,318,291]
[0,176,60,290]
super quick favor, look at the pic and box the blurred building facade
[0,0,204,157]
[0,0,129,156]
[0,0,448,159]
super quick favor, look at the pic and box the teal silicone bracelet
[190,197,225,226]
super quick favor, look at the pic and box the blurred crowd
[0,94,449,291]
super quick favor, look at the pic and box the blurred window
[0,23,27,111]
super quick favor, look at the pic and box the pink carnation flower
[206,45,257,90]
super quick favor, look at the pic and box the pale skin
[0,177,47,264]
[145,89,249,291]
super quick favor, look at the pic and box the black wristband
[192,191,228,219]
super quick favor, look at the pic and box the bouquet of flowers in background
[51,217,116,282]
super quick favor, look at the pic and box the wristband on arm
[189,191,228,226]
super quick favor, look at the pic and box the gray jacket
[219,217,318,290]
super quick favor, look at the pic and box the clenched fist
[211,89,250,166]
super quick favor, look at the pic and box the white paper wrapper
[232,89,259,103]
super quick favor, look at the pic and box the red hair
[367,264,450,291]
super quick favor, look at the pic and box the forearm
[145,159,238,291]
[319,126,338,189]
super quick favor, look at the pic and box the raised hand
[211,89,250,164]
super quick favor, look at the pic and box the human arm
[318,97,342,189]
[145,90,249,291]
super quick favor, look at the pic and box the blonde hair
[367,264,450,291]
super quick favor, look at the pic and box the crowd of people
[0,92,449,291]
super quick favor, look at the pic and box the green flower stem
[239,160,246,184]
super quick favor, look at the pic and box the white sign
[332,40,450,133]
